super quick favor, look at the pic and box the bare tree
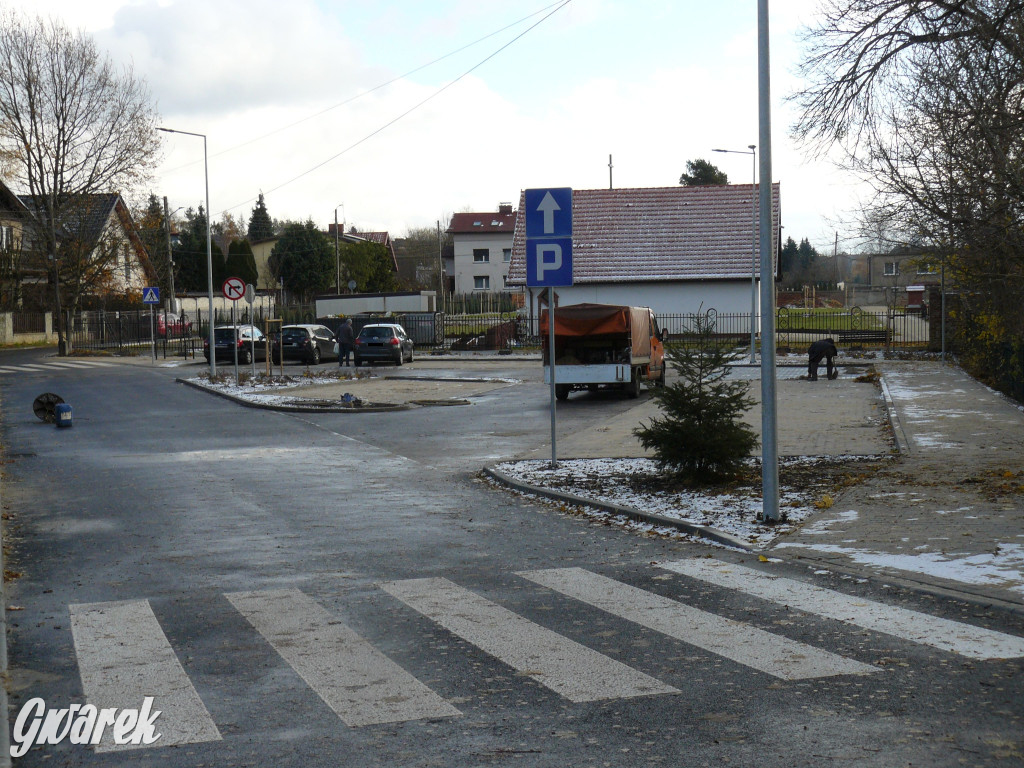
[794,0,1024,351]
[0,10,160,352]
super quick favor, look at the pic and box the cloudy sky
[7,0,861,250]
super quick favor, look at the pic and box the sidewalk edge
[482,464,757,552]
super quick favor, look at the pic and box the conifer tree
[224,239,259,286]
[248,193,274,242]
[634,312,758,484]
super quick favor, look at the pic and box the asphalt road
[2,350,1022,767]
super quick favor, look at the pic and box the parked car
[203,325,268,365]
[272,324,338,365]
[353,323,414,366]
[142,311,192,338]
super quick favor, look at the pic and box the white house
[447,203,516,293]
[506,184,780,322]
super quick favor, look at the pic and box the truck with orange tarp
[540,303,666,400]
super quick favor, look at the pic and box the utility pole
[608,154,614,190]
[163,196,176,310]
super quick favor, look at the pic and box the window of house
[123,245,131,280]
[473,248,489,263]
[502,248,511,263]
[916,262,937,274]
[884,261,899,276]
[474,275,490,290]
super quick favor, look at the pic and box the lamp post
[713,145,758,363]
[157,127,215,377]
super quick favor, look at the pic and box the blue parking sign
[525,187,572,288]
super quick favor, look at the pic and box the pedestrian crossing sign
[142,286,160,305]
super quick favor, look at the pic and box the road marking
[226,589,460,726]
[660,559,1024,660]
[69,600,222,752]
[518,568,878,680]
[380,577,678,702]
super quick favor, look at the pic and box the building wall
[452,232,514,293]
[251,239,279,291]
[522,280,759,332]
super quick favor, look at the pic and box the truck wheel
[555,384,570,401]
[626,369,641,398]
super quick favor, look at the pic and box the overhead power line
[221,0,573,217]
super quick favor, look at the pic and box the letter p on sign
[536,244,562,281]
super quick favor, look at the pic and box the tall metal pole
[158,126,215,377]
[335,208,340,294]
[758,0,779,522]
[437,220,445,314]
[749,145,757,364]
[202,134,215,378]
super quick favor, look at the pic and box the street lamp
[157,126,216,377]
[713,145,758,363]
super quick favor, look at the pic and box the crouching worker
[807,338,838,381]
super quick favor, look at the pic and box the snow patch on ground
[493,456,876,549]
[774,541,1024,595]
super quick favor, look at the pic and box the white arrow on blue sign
[524,187,572,288]
[142,286,160,304]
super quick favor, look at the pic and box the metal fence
[12,312,46,334]
[63,306,934,356]
[656,308,931,350]
[69,309,199,357]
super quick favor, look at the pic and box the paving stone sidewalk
[772,362,1024,607]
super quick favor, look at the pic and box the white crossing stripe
[69,600,222,752]
[660,559,1024,660]
[9,364,50,371]
[47,360,113,368]
[518,568,878,680]
[380,577,678,702]
[226,589,460,726]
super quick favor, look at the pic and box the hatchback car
[142,312,192,338]
[353,323,414,366]
[203,325,268,365]
[272,324,338,365]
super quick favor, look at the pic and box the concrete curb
[780,551,1024,617]
[878,375,912,455]
[176,377,414,413]
[482,464,756,552]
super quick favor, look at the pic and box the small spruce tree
[634,312,758,484]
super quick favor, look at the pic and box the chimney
[498,202,513,215]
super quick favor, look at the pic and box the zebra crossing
[65,558,1024,753]
[0,358,115,375]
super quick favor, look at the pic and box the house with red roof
[506,184,780,319]
[447,203,516,293]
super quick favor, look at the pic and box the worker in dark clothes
[807,338,838,381]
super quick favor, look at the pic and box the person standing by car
[337,318,355,367]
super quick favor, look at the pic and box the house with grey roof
[507,184,780,320]
[15,191,157,304]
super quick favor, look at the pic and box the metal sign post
[223,276,245,381]
[142,286,160,362]
[548,287,557,467]
[245,283,256,379]
[524,187,573,470]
